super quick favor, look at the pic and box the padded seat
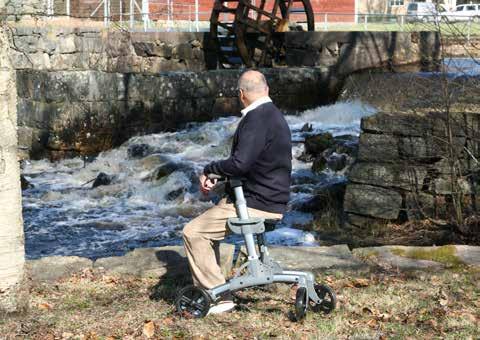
[264,219,281,232]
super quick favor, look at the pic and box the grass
[391,245,466,268]
[1,267,479,339]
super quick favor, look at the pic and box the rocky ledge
[26,244,480,283]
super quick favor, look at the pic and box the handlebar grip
[207,174,224,180]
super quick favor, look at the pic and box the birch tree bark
[0,25,27,313]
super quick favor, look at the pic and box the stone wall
[343,111,480,234]
[17,68,335,160]
[284,31,440,74]
[8,26,441,74]
[4,0,46,19]
[8,26,442,159]
[10,28,208,73]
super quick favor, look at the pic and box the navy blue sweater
[204,102,292,214]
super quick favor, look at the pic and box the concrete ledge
[93,244,234,278]
[26,244,235,282]
[26,256,93,282]
[26,244,480,283]
[352,245,480,270]
[238,244,366,271]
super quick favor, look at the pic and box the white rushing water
[22,100,376,259]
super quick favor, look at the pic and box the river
[21,58,480,260]
[21,100,376,259]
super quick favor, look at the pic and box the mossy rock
[312,156,327,173]
[391,245,466,268]
[305,132,334,156]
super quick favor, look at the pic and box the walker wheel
[310,284,336,314]
[175,285,211,318]
[294,287,308,321]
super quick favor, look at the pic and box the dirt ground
[1,265,479,339]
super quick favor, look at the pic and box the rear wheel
[310,284,336,314]
[175,285,211,318]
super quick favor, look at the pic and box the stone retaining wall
[9,26,441,74]
[344,111,480,232]
[16,67,336,160]
[8,25,442,159]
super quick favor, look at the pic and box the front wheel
[294,287,308,321]
[310,284,336,314]
[175,285,211,318]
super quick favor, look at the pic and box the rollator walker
[175,176,336,320]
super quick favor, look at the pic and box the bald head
[238,70,269,107]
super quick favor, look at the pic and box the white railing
[41,2,480,36]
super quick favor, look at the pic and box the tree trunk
[0,25,27,313]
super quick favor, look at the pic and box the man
[182,70,292,314]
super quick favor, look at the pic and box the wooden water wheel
[210,0,315,68]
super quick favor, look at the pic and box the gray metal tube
[232,185,259,259]
[233,186,249,220]
[209,273,304,299]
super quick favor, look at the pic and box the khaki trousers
[182,198,282,289]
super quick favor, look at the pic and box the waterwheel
[209,0,315,68]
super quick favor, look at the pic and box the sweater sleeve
[204,113,268,177]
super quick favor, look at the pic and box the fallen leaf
[38,302,53,310]
[352,278,370,288]
[162,317,174,326]
[102,275,119,285]
[83,332,98,340]
[378,313,392,321]
[426,319,438,329]
[143,320,155,338]
[462,312,478,323]
[366,319,378,328]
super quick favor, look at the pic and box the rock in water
[21,175,34,190]
[327,154,348,172]
[300,123,313,132]
[139,154,170,171]
[152,162,195,181]
[312,156,327,173]
[153,162,182,180]
[92,172,113,188]
[127,143,153,159]
[167,188,185,200]
[304,132,335,156]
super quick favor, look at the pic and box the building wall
[148,0,356,23]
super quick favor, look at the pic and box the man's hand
[199,174,217,195]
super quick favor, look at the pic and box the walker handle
[207,174,245,188]
[207,174,224,180]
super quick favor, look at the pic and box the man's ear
[266,86,270,95]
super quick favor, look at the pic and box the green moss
[391,245,465,268]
